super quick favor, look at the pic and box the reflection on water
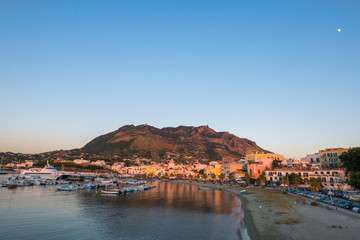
[0,181,248,240]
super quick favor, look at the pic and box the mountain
[82,124,269,163]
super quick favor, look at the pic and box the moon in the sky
[337,28,342,32]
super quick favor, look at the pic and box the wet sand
[173,181,360,240]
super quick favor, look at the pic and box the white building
[111,162,125,172]
[301,153,321,166]
[91,160,106,167]
[265,169,350,190]
[74,159,90,165]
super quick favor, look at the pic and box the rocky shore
[173,181,360,240]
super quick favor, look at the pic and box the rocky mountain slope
[83,124,269,163]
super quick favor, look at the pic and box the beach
[175,181,360,240]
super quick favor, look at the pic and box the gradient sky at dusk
[1,0,359,158]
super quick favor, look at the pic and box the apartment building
[265,169,349,190]
[319,148,348,168]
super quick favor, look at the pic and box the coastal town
[1,146,360,240]
[0,147,355,191]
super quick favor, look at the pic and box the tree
[211,173,216,180]
[157,172,161,177]
[289,173,302,201]
[283,175,289,192]
[257,174,266,186]
[337,178,344,192]
[243,172,250,184]
[219,173,225,182]
[349,172,360,190]
[149,172,154,179]
[202,174,208,181]
[228,173,235,181]
[310,178,322,204]
[272,159,283,169]
[340,147,360,189]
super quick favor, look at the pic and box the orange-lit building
[247,164,268,179]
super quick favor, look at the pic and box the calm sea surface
[0,179,248,240]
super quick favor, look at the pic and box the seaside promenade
[174,181,360,240]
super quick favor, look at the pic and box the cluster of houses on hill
[4,147,354,190]
[66,147,352,190]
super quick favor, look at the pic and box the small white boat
[239,190,247,194]
[57,185,78,191]
[101,190,120,195]
[199,187,211,190]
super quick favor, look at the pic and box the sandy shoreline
[171,181,360,240]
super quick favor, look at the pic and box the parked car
[351,206,360,213]
[349,195,360,202]
[342,202,355,210]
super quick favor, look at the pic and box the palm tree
[202,174,208,181]
[283,175,289,192]
[219,173,225,182]
[228,173,235,181]
[289,173,302,201]
[243,172,250,185]
[211,173,216,180]
[310,177,322,204]
[257,174,266,186]
[195,174,200,181]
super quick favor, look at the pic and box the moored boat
[101,190,120,195]
[57,185,78,191]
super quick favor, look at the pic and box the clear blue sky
[1,0,359,158]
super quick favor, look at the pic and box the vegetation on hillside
[82,124,267,163]
[340,147,360,189]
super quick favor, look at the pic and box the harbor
[0,180,244,240]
